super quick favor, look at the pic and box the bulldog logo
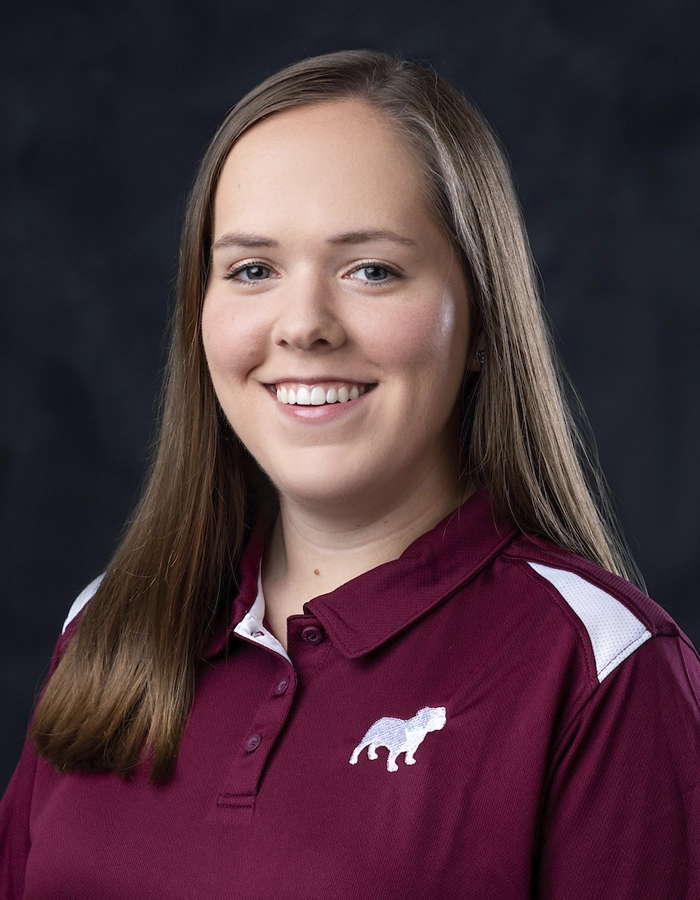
[349,706,447,772]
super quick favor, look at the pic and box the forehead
[212,100,433,235]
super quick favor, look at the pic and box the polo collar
[206,489,516,660]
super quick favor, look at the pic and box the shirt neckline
[206,489,516,660]
[232,569,292,663]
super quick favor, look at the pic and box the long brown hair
[32,49,642,781]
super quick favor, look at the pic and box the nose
[271,273,346,351]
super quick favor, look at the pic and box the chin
[275,480,372,509]
[269,463,386,511]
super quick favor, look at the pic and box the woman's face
[202,99,472,514]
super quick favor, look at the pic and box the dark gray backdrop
[2,0,699,792]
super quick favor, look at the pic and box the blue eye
[360,266,390,281]
[226,263,272,282]
[349,263,399,283]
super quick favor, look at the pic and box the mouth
[270,381,376,406]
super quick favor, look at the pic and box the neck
[261,472,473,646]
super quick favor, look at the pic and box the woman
[2,50,698,898]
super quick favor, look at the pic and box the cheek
[201,298,266,381]
[366,291,468,379]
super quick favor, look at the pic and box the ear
[465,334,486,373]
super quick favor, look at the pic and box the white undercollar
[232,569,291,663]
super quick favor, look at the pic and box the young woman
[2,50,698,898]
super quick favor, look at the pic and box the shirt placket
[214,610,332,809]
[216,636,296,809]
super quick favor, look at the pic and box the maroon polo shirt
[2,491,699,898]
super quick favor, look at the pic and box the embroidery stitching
[349,706,447,772]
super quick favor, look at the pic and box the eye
[346,263,400,284]
[225,262,274,283]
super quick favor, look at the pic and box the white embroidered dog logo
[349,706,447,772]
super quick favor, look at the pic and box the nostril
[271,311,346,352]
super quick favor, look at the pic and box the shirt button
[301,625,325,645]
[244,733,262,753]
[274,678,289,696]
[251,630,265,638]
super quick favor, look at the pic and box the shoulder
[507,541,700,894]
[61,574,104,634]
[497,532,699,690]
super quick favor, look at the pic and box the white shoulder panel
[528,562,651,682]
[62,574,104,633]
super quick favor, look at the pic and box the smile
[274,382,372,406]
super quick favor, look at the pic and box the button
[301,625,325,644]
[244,733,262,753]
[274,678,289,696]
[251,630,265,638]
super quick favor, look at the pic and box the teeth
[310,386,326,406]
[276,384,367,406]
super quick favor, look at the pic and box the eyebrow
[210,229,417,252]
[327,229,416,247]
[211,232,278,251]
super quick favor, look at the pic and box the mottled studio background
[1,0,698,791]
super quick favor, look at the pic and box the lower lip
[267,387,374,422]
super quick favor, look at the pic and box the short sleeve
[536,635,700,898]
[0,585,93,897]
[0,738,40,897]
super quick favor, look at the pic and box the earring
[477,349,485,367]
